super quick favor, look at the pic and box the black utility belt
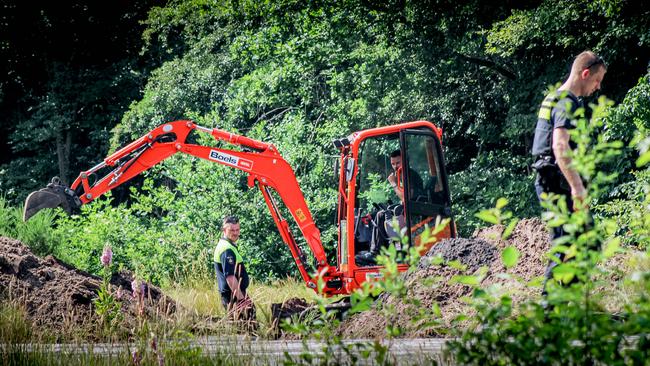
[532,155,571,193]
[531,155,557,172]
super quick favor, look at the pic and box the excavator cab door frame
[399,128,456,252]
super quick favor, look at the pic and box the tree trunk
[56,129,72,185]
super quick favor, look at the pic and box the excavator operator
[213,215,256,322]
[357,150,424,266]
[371,150,424,251]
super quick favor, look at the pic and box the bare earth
[0,237,176,338]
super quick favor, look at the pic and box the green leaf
[349,296,373,314]
[502,219,519,240]
[637,151,650,167]
[495,197,508,209]
[450,275,480,286]
[432,302,442,318]
[603,237,620,258]
[501,246,519,269]
[552,263,576,283]
[472,288,487,299]
[527,276,545,288]
[448,260,467,271]
[546,217,566,227]
[475,210,499,224]
[428,254,444,266]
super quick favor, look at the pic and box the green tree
[0,2,159,201]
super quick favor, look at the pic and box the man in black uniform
[213,216,255,321]
[532,51,606,294]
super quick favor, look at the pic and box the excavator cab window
[401,129,453,248]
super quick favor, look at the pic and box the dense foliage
[1,0,648,282]
[283,96,650,365]
[0,2,163,196]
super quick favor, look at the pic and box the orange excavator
[23,120,455,296]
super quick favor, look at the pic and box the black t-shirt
[532,91,582,157]
[215,248,249,296]
[406,168,425,199]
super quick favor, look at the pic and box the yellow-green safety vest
[214,238,243,264]
[537,92,561,121]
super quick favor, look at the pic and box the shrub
[0,196,59,255]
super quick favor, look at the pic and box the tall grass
[0,291,330,366]
[0,302,32,344]
[0,297,281,365]
[599,250,650,313]
[165,274,320,336]
[0,196,59,255]
[1,275,322,342]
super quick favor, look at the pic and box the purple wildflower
[132,279,146,316]
[131,279,139,296]
[131,350,141,365]
[100,245,113,267]
[116,287,123,301]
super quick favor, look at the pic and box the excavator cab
[333,122,455,293]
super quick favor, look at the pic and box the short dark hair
[222,215,239,228]
[390,150,401,158]
[572,50,607,73]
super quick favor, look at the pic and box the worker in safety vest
[213,215,254,318]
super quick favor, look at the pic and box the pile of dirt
[0,237,176,335]
[337,218,550,338]
[272,297,311,321]
[270,297,311,338]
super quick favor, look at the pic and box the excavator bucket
[23,177,81,221]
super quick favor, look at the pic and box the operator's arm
[551,96,587,210]
[552,127,586,209]
[388,173,404,201]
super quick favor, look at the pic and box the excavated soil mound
[271,297,311,338]
[0,237,176,336]
[338,218,550,338]
[272,297,311,320]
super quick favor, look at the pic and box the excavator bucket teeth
[23,178,81,221]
